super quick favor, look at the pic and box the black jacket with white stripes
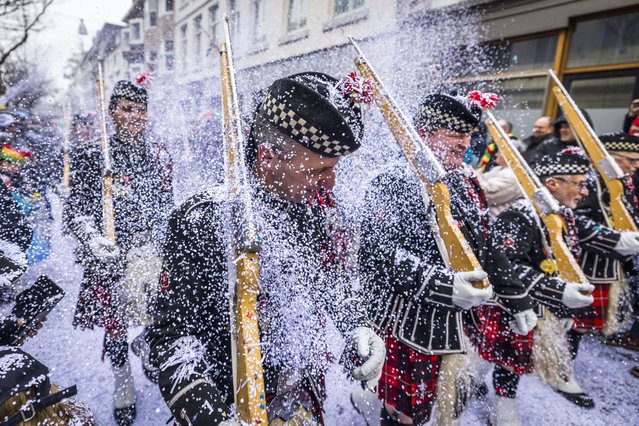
[575,176,638,283]
[488,199,623,316]
[359,168,512,354]
[148,187,366,425]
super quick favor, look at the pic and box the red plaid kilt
[572,283,609,331]
[378,331,440,424]
[466,305,534,375]
[73,268,125,336]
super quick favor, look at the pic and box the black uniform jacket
[148,187,365,422]
[64,136,173,259]
[359,167,512,354]
[575,176,636,283]
[487,200,571,316]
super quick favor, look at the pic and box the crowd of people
[1,69,639,426]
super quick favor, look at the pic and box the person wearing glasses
[472,148,639,424]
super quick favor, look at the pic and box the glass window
[253,0,266,42]
[164,39,174,70]
[131,22,141,40]
[165,0,173,12]
[194,15,202,67]
[568,75,637,134]
[180,24,187,71]
[229,0,239,41]
[335,0,364,15]
[567,12,639,68]
[149,0,158,25]
[468,35,557,77]
[209,4,219,45]
[288,0,307,32]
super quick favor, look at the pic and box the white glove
[351,327,385,391]
[452,270,492,310]
[509,309,538,335]
[614,232,639,256]
[557,317,574,332]
[561,282,595,309]
[88,235,120,261]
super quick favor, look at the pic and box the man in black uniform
[573,133,639,389]
[358,93,494,425]
[64,80,173,425]
[471,150,600,424]
[148,72,385,426]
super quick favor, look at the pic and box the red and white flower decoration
[338,72,373,106]
[467,90,500,109]
[135,72,153,86]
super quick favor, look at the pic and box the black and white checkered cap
[532,151,591,178]
[600,132,639,153]
[256,72,362,157]
[261,94,353,156]
[414,94,481,134]
[110,80,147,106]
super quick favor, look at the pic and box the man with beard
[358,93,494,425]
[522,116,556,164]
[64,80,173,425]
[147,72,385,426]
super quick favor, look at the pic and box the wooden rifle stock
[96,61,116,243]
[349,37,490,289]
[548,69,637,232]
[219,15,267,425]
[485,112,587,284]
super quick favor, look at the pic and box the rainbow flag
[1,144,31,164]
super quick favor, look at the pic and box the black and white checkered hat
[600,132,639,153]
[414,94,481,134]
[256,72,363,157]
[532,149,591,178]
[110,80,147,107]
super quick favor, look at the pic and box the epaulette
[183,186,228,218]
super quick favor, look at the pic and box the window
[149,0,158,26]
[180,24,188,71]
[567,11,639,69]
[165,0,173,12]
[149,50,157,61]
[253,0,266,42]
[209,4,219,46]
[334,0,364,15]
[165,39,174,70]
[228,0,240,42]
[123,30,130,45]
[131,21,141,41]
[287,0,306,32]
[194,15,203,67]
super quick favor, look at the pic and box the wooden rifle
[485,111,588,284]
[219,15,267,425]
[349,37,490,289]
[548,69,637,232]
[96,60,116,243]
